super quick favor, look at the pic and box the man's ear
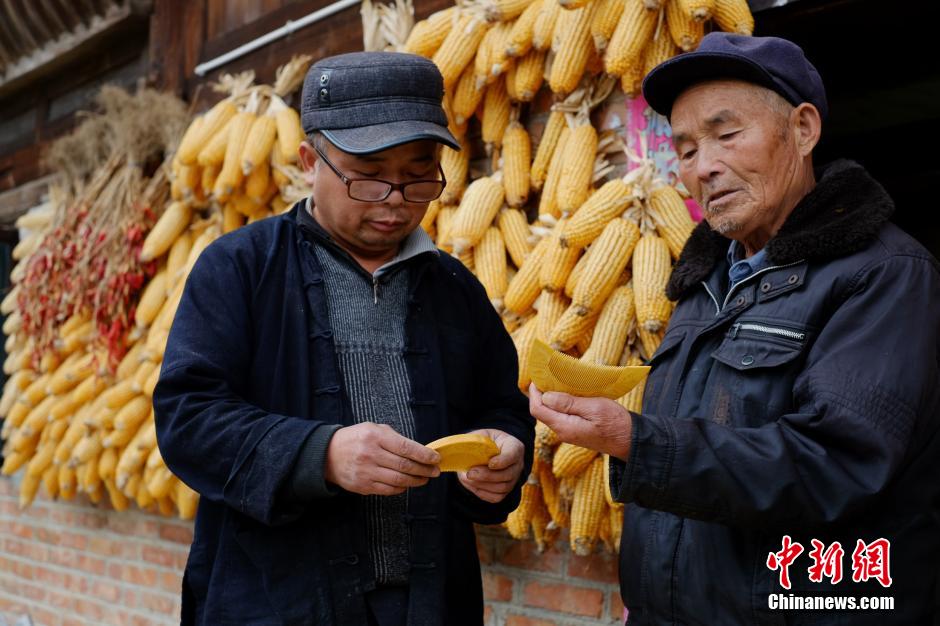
[298,140,318,174]
[792,103,822,157]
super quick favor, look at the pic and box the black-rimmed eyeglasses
[314,145,447,203]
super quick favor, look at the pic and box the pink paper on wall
[621,95,703,223]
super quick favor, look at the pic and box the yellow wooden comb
[528,339,650,399]
[427,433,500,472]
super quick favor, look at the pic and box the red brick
[74,597,108,622]
[88,534,132,558]
[28,606,61,626]
[159,570,183,593]
[20,580,48,602]
[482,571,513,603]
[47,589,75,611]
[59,531,88,551]
[33,565,67,587]
[141,545,177,568]
[483,604,494,626]
[10,558,35,580]
[91,579,123,603]
[0,596,26,613]
[139,590,179,615]
[0,500,17,515]
[107,515,158,536]
[567,550,618,583]
[0,479,15,495]
[505,615,559,626]
[158,522,194,545]
[120,564,159,586]
[35,526,62,544]
[498,538,564,573]
[74,510,109,530]
[611,590,626,623]
[123,588,138,609]
[523,581,604,618]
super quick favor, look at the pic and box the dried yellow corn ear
[649,185,695,259]
[633,233,672,331]
[603,0,657,77]
[553,442,598,478]
[591,0,626,52]
[581,284,635,365]
[555,123,598,215]
[666,0,704,51]
[531,110,566,191]
[449,174,506,253]
[498,208,532,267]
[474,227,510,308]
[502,121,531,207]
[531,0,562,51]
[713,0,753,34]
[571,218,640,315]
[433,15,490,89]
[570,456,606,555]
[505,235,552,315]
[548,2,599,95]
[514,49,547,101]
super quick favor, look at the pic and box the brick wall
[0,477,189,626]
[1,477,623,626]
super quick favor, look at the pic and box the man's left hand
[457,429,525,504]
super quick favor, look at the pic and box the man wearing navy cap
[530,33,940,624]
[154,52,533,626]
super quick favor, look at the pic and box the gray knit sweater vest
[313,244,416,586]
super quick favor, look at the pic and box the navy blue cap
[642,33,828,120]
[301,51,460,154]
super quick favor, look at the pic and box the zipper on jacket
[701,281,721,316]
[731,322,805,342]
[372,276,380,304]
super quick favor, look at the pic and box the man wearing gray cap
[154,52,533,626]
[530,33,940,624]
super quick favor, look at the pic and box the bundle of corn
[392,0,746,553]
[504,152,695,554]
[0,58,313,517]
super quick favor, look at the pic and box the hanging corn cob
[1,57,314,519]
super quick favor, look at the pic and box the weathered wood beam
[1,0,41,52]
[0,1,151,97]
[0,174,55,225]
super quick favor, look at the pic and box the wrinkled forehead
[669,80,783,136]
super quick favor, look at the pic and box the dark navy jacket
[612,161,940,625]
[153,203,534,626]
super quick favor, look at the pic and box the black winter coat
[153,203,534,626]
[612,161,940,625]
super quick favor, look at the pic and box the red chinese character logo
[851,538,893,588]
[807,539,844,584]
[767,535,804,590]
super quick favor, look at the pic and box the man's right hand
[324,423,442,496]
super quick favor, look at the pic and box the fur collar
[665,159,895,300]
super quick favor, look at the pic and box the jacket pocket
[707,321,808,426]
[711,322,805,370]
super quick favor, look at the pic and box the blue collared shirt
[727,241,771,290]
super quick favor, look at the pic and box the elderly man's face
[302,139,440,259]
[670,80,803,242]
